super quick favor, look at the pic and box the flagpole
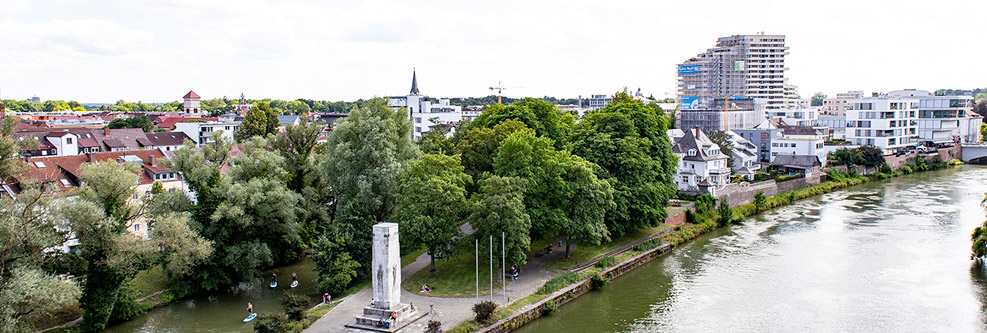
[489,235,493,301]
[475,238,479,300]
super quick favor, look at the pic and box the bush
[542,300,558,314]
[253,312,290,333]
[590,273,609,290]
[281,293,308,321]
[775,174,803,182]
[595,256,616,269]
[472,300,498,324]
[633,238,662,252]
[425,320,443,333]
[539,271,579,294]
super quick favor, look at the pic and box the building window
[146,191,152,198]
[415,118,422,123]
[66,138,73,144]
[134,224,140,232]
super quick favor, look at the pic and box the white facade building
[886,89,983,144]
[670,128,730,194]
[388,71,464,140]
[845,96,919,153]
[821,91,865,116]
[766,106,819,127]
[173,114,240,146]
[183,90,203,117]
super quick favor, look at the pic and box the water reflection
[516,166,987,333]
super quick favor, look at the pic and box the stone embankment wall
[717,172,823,207]
[479,243,674,333]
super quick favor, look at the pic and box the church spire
[410,69,420,95]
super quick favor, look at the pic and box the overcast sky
[1,0,984,103]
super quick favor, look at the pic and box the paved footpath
[305,233,566,332]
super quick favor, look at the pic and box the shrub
[595,256,616,269]
[472,300,498,324]
[538,272,579,294]
[775,174,803,182]
[590,273,609,290]
[425,320,443,333]
[281,293,308,321]
[542,300,558,314]
[753,192,767,213]
[633,238,662,252]
[253,312,290,333]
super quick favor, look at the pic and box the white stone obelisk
[372,223,401,309]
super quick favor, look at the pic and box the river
[518,166,987,332]
[105,258,321,332]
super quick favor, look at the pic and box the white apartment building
[886,89,983,144]
[679,97,767,133]
[845,97,919,153]
[677,33,791,110]
[766,106,819,127]
[587,94,612,110]
[388,71,464,140]
[670,128,730,194]
[173,113,240,146]
[770,131,827,167]
[822,91,864,116]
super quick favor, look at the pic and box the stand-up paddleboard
[243,313,257,323]
[270,281,277,288]
[290,280,299,288]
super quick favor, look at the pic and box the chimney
[104,127,110,136]
[148,155,155,166]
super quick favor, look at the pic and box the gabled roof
[145,132,191,147]
[772,154,821,169]
[671,128,729,162]
[184,90,201,99]
[781,125,824,136]
[10,149,178,196]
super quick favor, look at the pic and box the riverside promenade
[306,240,564,332]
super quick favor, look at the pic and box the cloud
[0,19,153,56]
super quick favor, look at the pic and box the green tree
[971,195,987,262]
[716,200,733,227]
[271,119,332,246]
[468,176,531,266]
[494,131,614,257]
[568,99,678,236]
[468,98,572,148]
[321,98,420,269]
[454,119,531,185]
[107,116,152,132]
[237,103,279,141]
[394,154,470,272]
[708,130,734,168]
[811,92,827,106]
[753,192,767,213]
[828,148,863,166]
[253,312,290,333]
[69,161,211,330]
[311,235,360,296]
[980,122,987,142]
[418,128,454,155]
[857,145,886,167]
[288,100,311,115]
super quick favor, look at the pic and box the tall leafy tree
[418,128,454,155]
[971,195,987,262]
[454,119,531,185]
[494,131,614,257]
[568,99,677,236]
[467,98,573,148]
[394,154,471,272]
[469,176,531,265]
[811,92,827,106]
[68,161,211,330]
[272,119,333,246]
[321,98,420,269]
[236,103,279,141]
[708,130,734,168]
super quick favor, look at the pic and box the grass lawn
[542,224,674,271]
[132,265,169,298]
[402,241,508,297]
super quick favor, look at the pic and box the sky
[0,0,984,103]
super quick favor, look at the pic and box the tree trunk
[565,236,572,258]
[429,250,436,272]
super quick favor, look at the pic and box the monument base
[345,303,424,332]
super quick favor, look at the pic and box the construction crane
[489,82,522,105]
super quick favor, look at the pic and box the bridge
[961,144,987,163]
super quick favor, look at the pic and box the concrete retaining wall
[479,243,673,333]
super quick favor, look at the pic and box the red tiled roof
[184,90,201,99]
[10,149,178,196]
[156,116,216,130]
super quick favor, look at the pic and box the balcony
[709,168,731,175]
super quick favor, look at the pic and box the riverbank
[514,165,987,332]
[470,161,964,333]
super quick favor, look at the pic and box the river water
[518,166,987,332]
[105,258,321,332]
